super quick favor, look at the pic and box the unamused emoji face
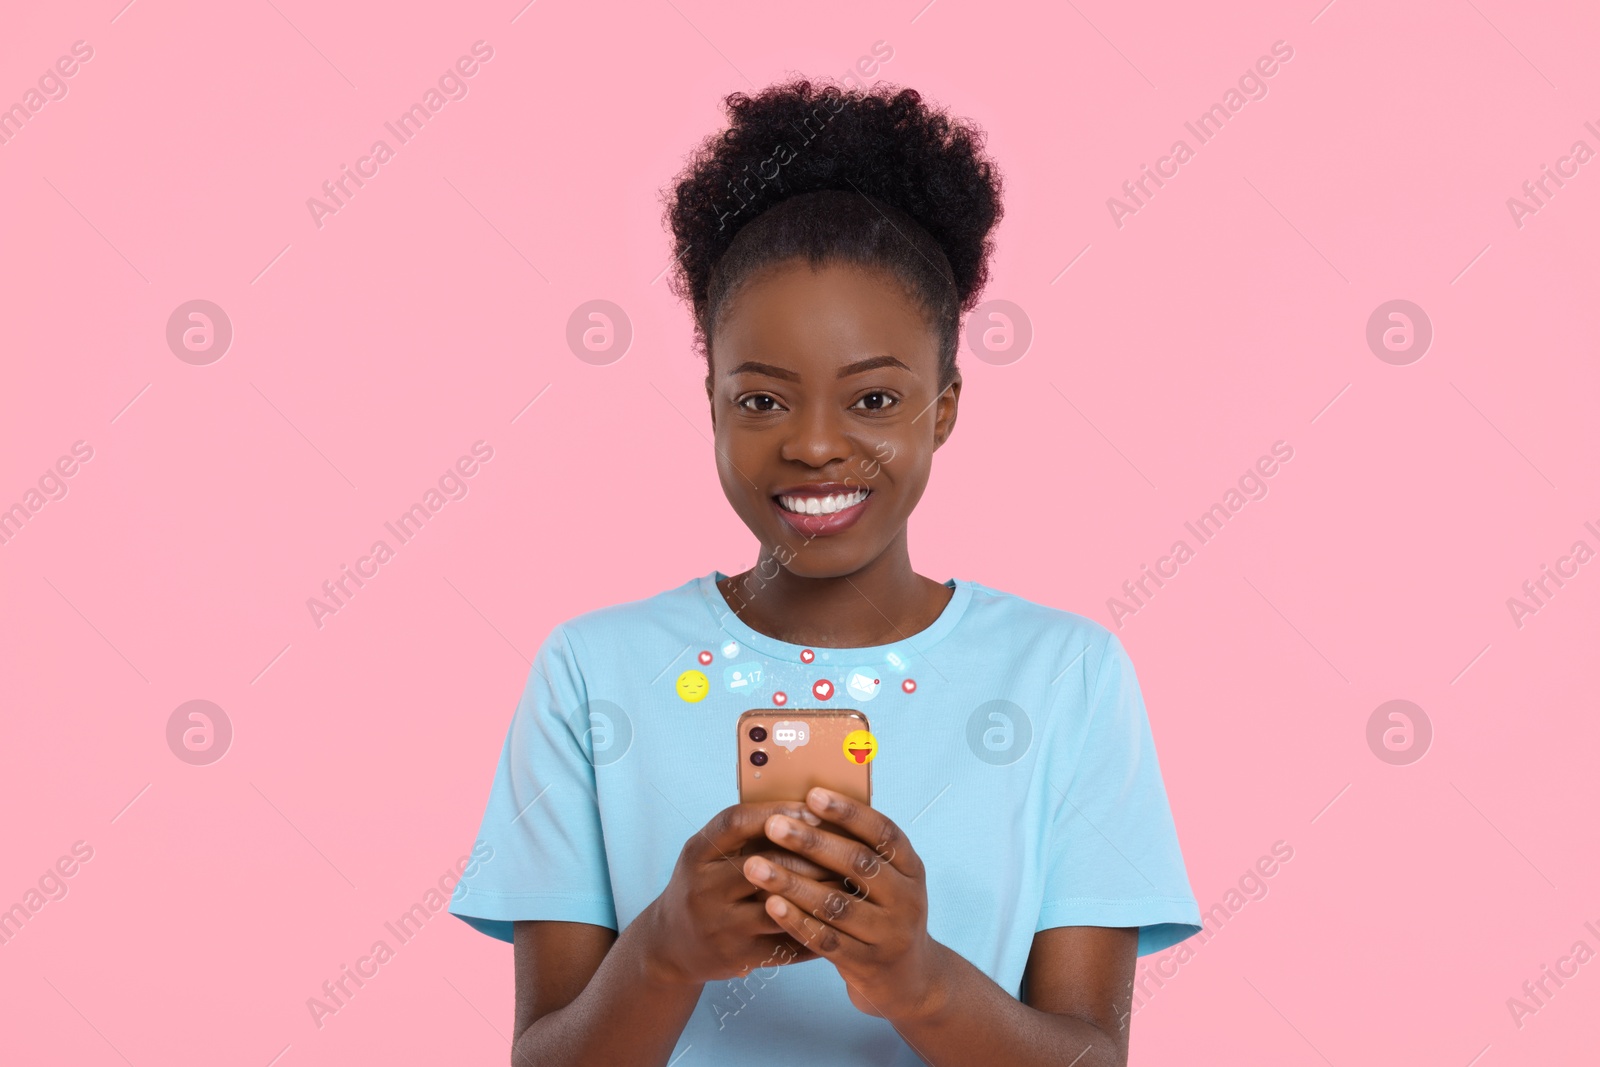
[676,670,710,703]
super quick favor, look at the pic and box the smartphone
[737,709,872,807]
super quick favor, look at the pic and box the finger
[741,873,857,910]
[743,853,883,942]
[743,882,855,910]
[722,899,787,934]
[805,787,926,880]
[738,848,854,908]
[749,847,836,883]
[762,812,904,895]
[761,892,867,963]
[726,853,847,906]
[690,801,823,866]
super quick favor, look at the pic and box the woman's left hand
[741,786,948,1022]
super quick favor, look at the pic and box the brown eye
[738,394,783,413]
[852,391,898,412]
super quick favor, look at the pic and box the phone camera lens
[748,726,767,742]
[750,750,768,766]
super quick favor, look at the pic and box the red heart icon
[697,650,713,665]
[800,649,815,664]
[772,691,788,706]
[902,679,917,694]
[812,679,833,700]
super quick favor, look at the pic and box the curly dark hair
[664,79,1003,386]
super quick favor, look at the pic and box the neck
[719,533,950,647]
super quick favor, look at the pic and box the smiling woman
[711,262,947,576]
[448,79,1201,1067]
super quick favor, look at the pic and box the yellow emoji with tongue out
[842,729,878,765]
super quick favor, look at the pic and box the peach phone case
[737,708,872,807]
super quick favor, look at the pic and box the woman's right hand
[642,801,834,986]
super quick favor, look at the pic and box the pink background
[3,0,1597,1063]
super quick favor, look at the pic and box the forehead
[711,260,939,375]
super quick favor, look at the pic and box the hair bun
[665,79,1003,333]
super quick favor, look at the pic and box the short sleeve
[448,626,617,942]
[1037,632,1201,956]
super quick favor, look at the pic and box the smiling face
[707,259,960,579]
[842,729,878,764]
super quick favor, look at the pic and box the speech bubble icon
[771,720,810,752]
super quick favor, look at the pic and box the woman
[450,80,1200,1066]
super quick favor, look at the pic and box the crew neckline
[695,570,973,664]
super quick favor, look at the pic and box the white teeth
[779,490,869,516]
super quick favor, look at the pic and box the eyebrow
[726,361,800,382]
[725,355,911,381]
[837,355,911,377]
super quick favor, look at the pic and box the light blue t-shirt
[450,572,1200,1065]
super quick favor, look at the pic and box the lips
[771,483,872,537]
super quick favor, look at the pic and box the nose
[779,402,853,468]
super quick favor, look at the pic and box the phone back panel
[737,709,872,806]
